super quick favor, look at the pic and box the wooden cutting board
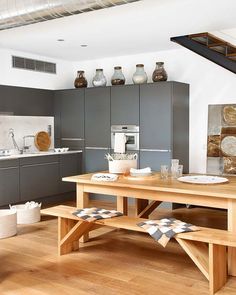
[34,131,51,151]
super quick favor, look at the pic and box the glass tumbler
[160,165,169,179]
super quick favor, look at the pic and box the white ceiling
[0,0,235,61]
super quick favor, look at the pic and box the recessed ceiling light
[81,44,88,47]
[57,39,65,42]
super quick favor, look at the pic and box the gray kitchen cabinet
[85,148,109,173]
[139,151,171,171]
[0,85,53,116]
[20,157,59,201]
[85,87,110,148]
[140,82,189,172]
[54,89,85,149]
[111,85,139,125]
[0,160,20,206]
[59,153,82,193]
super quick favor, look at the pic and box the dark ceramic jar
[74,71,88,88]
[152,62,168,82]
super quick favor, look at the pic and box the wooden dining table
[63,172,236,277]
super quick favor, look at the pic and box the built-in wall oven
[111,125,139,151]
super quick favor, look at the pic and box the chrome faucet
[8,128,21,153]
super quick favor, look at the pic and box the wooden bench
[41,205,236,295]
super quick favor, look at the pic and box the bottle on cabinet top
[74,70,88,88]
[111,66,126,85]
[132,64,148,84]
[152,62,168,82]
[92,69,107,87]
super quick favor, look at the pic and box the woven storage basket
[14,204,41,224]
[0,209,17,239]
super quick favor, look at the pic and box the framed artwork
[207,104,236,175]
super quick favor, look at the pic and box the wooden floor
[1,200,236,295]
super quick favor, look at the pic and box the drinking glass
[160,165,169,179]
[171,159,179,179]
[177,165,183,177]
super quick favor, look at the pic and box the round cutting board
[34,131,51,151]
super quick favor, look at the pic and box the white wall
[74,48,236,173]
[0,48,74,90]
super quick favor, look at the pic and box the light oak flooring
[1,200,236,295]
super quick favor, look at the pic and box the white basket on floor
[0,209,17,239]
[11,202,41,224]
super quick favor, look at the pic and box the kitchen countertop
[0,150,83,160]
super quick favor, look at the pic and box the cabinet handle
[21,162,59,168]
[139,149,171,153]
[61,138,84,141]
[0,166,18,170]
[85,147,109,150]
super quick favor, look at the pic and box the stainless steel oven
[111,125,139,151]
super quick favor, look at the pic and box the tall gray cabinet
[139,82,189,171]
[84,87,110,173]
[54,89,85,150]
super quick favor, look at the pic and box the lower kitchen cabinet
[59,153,82,193]
[0,160,20,206]
[139,151,171,171]
[20,161,59,201]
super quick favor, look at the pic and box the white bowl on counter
[54,147,69,153]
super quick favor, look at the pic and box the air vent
[12,56,56,74]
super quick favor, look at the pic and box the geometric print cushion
[137,218,199,247]
[72,207,123,222]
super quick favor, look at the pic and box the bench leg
[117,196,128,215]
[58,217,93,255]
[77,184,89,243]
[209,244,227,295]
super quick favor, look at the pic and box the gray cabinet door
[59,153,82,193]
[140,83,172,150]
[0,85,53,116]
[111,85,139,125]
[57,89,85,140]
[139,151,171,171]
[0,167,20,206]
[85,148,109,173]
[85,87,110,147]
[20,162,59,201]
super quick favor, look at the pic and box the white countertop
[0,150,83,160]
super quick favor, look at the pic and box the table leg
[76,183,89,242]
[135,199,149,218]
[117,196,128,215]
[228,199,236,276]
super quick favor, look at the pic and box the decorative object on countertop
[137,218,199,247]
[105,153,138,174]
[54,147,69,153]
[10,201,41,224]
[72,207,123,222]
[111,66,125,85]
[152,62,168,82]
[34,131,51,151]
[177,175,228,184]
[132,64,148,84]
[207,104,236,175]
[91,173,118,182]
[0,208,17,239]
[92,69,107,87]
[74,70,87,88]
